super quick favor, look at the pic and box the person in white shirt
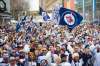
[94,45,100,66]
[9,57,17,66]
[71,53,83,66]
[60,54,71,66]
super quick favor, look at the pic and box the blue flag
[20,16,27,26]
[39,7,45,15]
[39,7,50,21]
[52,5,62,23]
[59,7,83,30]
[42,12,50,21]
[27,26,32,33]
[16,22,21,32]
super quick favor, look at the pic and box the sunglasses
[42,50,47,51]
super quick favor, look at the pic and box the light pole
[83,0,85,22]
[93,0,96,22]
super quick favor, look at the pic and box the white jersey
[94,52,100,66]
[71,59,83,66]
[61,62,71,66]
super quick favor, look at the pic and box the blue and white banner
[16,22,21,32]
[59,7,83,30]
[52,5,61,23]
[42,12,50,21]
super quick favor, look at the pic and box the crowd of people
[0,16,100,66]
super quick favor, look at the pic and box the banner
[59,7,83,30]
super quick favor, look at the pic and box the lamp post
[93,0,96,22]
[83,0,85,22]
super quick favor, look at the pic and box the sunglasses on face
[42,50,47,51]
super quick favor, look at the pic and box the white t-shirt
[9,64,17,66]
[50,63,57,66]
[61,62,71,66]
[94,52,100,66]
[38,56,46,63]
[29,62,37,66]
[71,59,83,66]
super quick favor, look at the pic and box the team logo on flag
[59,7,83,30]
[64,13,75,25]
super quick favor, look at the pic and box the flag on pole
[52,4,61,23]
[16,22,21,32]
[39,7,45,15]
[59,7,83,30]
[42,12,50,21]
[39,7,50,21]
